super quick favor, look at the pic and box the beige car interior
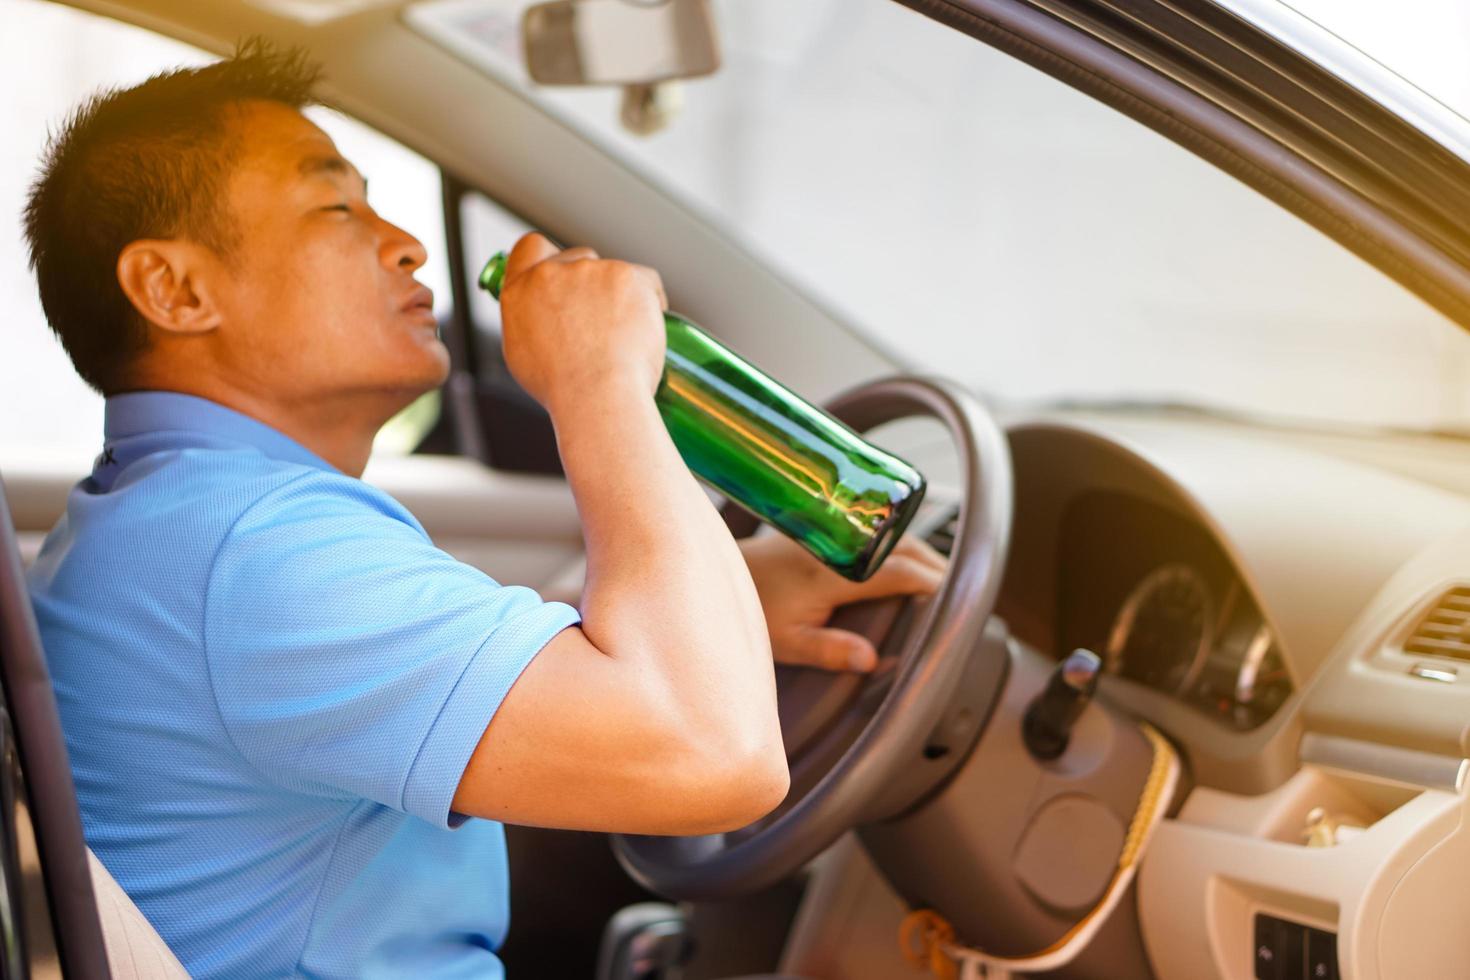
[85,852,189,980]
[9,1,1470,978]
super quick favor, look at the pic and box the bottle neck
[479,252,509,300]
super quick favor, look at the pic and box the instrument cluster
[1056,491,1293,731]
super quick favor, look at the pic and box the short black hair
[22,37,322,394]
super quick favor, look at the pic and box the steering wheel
[612,376,1014,900]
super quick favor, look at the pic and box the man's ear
[115,239,223,336]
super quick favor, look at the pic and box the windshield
[411,0,1470,435]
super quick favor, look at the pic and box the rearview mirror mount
[521,0,720,87]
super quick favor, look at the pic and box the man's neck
[123,377,407,478]
[232,394,385,478]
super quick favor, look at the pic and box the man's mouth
[402,286,435,316]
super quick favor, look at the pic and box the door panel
[364,455,583,589]
[5,451,584,591]
[2,455,85,568]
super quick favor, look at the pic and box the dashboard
[1054,491,1292,732]
[915,411,1470,797]
[972,414,1470,979]
[803,409,1470,980]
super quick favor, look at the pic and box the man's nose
[379,216,428,272]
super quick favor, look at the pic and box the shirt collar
[98,391,337,483]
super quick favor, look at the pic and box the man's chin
[403,340,453,389]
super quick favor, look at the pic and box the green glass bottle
[479,251,925,581]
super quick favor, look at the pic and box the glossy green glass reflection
[479,252,925,581]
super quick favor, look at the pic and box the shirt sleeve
[203,471,580,828]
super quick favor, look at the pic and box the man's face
[202,100,449,411]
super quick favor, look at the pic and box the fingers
[777,626,879,673]
[890,533,948,574]
[505,234,604,287]
[636,265,668,311]
[849,551,944,602]
[505,232,560,282]
[547,245,600,265]
[504,234,662,309]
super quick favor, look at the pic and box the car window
[410,0,1470,437]
[459,188,535,348]
[0,0,451,463]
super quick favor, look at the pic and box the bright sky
[1274,0,1470,120]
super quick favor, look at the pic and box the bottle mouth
[478,251,509,298]
[841,477,927,583]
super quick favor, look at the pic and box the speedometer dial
[1232,623,1291,726]
[1105,564,1213,694]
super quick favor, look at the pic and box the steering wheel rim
[612,376,1014,900]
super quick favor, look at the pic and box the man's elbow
[670,733,790,836]
[710,740,791,832]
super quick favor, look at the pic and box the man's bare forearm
[451,235,787,833]
[547,376,782,766]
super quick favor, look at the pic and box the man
[22,40,943,978]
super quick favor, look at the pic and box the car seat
[0,473,188,978]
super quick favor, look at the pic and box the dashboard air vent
[1403,588,1470,661]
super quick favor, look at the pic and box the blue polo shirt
[26,391,581,979]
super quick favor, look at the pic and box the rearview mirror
[521,0,720,86]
